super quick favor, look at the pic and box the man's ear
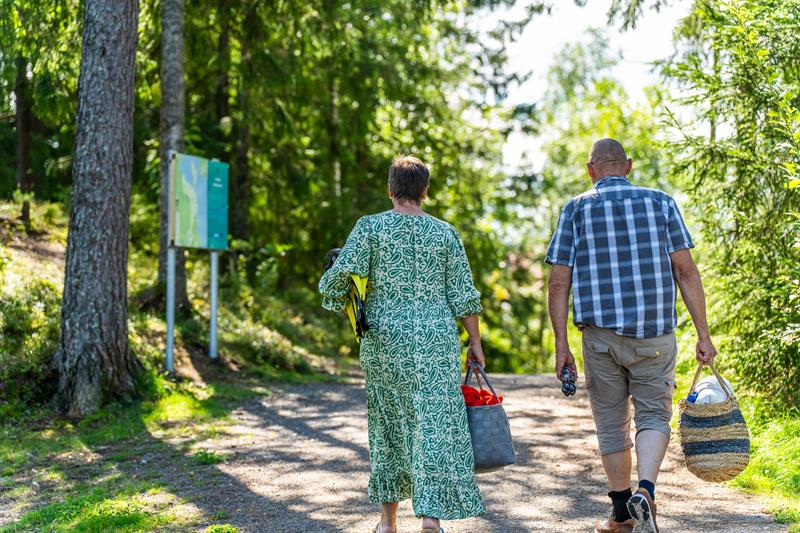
[625,158,633,176]
[587,164,596,180]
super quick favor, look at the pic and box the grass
[205,525,239,533]
[731,416,800,531]
[0,483,195,533]
[193,449,226,465]
[0,376,259,531]
[1,199,357,531]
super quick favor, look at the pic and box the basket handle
[464,361,500,402]
[688,361,735,400]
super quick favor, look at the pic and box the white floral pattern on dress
[319,210,485,519]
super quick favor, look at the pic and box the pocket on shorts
[583,342,610,388]
[590,342,611,354]
[634,345,669,358]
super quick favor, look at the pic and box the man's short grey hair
[388,156,429,204]
[589,138,628,165]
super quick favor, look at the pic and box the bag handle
[464,360,500,402]
[688,361,735,400]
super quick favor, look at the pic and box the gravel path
[192,374,784,533]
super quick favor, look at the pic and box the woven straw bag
[678,363,750,482]
[463,361,516,474]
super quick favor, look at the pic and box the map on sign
[170,153,229,250]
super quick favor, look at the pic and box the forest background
[1,0,799,530]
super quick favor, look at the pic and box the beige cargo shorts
[582,325,677,456]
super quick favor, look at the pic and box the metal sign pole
[165,150,177,375]
[209,250,219,360]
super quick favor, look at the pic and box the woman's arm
[461,314,485,368]
[319,217,371,312]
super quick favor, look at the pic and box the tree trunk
[14,54,34,227]
[214,0,230,122]
[55,0,142,418]
[230,53,250,242]
[215,2,232,278]
[157,0,190,311]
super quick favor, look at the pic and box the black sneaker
[627,489,658,533]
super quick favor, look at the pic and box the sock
[609,488,633,522]
[638,479,656,501]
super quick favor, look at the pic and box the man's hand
[696,336,717,364]
[555,344,576,381]
[466,341,485,369]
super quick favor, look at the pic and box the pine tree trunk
[214,1,230,122]
[14,54,34,227]
[157,0,190,311]
[55,0,142,418]
[231,75,250,242]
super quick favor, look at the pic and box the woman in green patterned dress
[319,156,486,533]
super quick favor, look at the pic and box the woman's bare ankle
[421,516,440,529]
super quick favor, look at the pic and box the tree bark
[230,48,250,242]
[55,0,142,418]
[157,0,190,311]
[14,54,34,227]
[214,0,230,122]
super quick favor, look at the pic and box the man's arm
[670,249,717,363]
[548,264,576,379]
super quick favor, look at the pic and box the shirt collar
[594,175,631,189]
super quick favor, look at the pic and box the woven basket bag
[678,363,750,482]
[463,361,516,474]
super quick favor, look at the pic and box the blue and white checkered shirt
[546,176,694,338]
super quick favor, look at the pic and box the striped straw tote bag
[678,362,750,482]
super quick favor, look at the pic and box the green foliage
[193,449,226,465]
[0,483,186,533]
[0,273,60,411]
[734,417,800,495]
[729,414,800,529]
[663,0,800,410]
[206,525,239,533]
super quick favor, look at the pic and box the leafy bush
[664,0,800,409]
[0,275,61,411]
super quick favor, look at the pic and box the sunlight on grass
[731,418,800,503]
[206,525,239,533]
[142,391,213,425]
[192,449,226,465]
[0,483,196,533]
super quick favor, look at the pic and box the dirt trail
[192,374,783,533]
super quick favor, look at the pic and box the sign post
[165,151,177,375]
[209,250,219,360]
[165,152,229,374]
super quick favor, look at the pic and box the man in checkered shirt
[547,139,717,533]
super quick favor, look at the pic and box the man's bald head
[587,138,632,181]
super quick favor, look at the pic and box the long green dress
[319,210,485,520]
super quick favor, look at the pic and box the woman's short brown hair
[388,156,429,204]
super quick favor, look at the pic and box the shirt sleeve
[445,226,483,319]
[665,197,694,253]
[319,216,372,313]
[546,200,577,266]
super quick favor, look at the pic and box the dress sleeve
[319,216,372,313]
[445,226,483,319]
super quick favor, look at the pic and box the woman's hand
[466,341,485,369]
